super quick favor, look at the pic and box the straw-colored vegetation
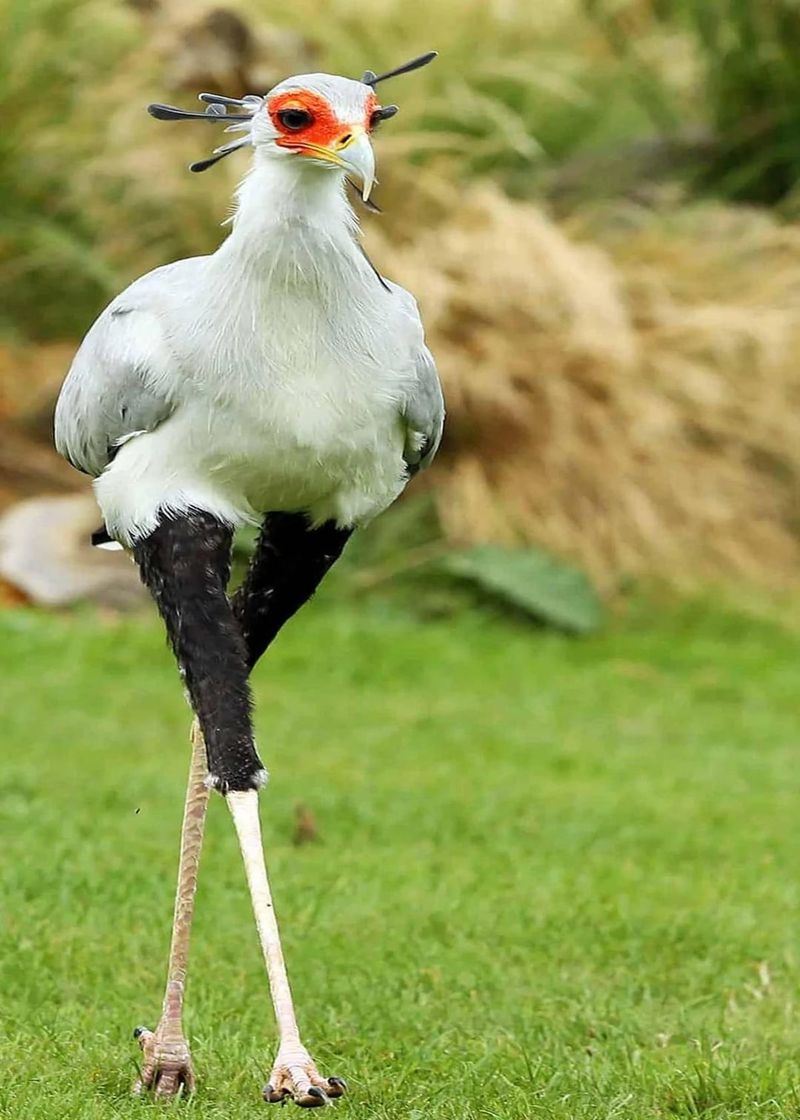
[379,192,800,589]
[2,0,800,590]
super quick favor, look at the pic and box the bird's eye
[277,107,313,131]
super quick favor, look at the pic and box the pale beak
[336,130,375,202]
[297,127,376,201]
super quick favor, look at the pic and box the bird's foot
[263,1043,347,1108]
[132,1024,196,1098]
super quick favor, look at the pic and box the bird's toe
[154,1069,180,1099]
[131,1023,196,1098]
[264,1083,291,1103]
[296,1085,329,1108]
[263,1050,346,1108]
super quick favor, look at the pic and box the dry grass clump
[8,0,800,590]
[372,187,800,590]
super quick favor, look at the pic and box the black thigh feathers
[232,513,351,669]
[134,510,262,793]
[133,510,350,792]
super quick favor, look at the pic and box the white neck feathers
[218,153,360,271]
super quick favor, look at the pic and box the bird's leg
[130,510,266,1092]
[133,718,209,1098]
[225,514,351,1106]
[135,511,349,1105]
[232,513,351,671]
[133,510,265,793]
[226,790,347,1108]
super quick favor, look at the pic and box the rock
[0,495,147,610]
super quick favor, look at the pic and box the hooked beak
[295,127,375,201]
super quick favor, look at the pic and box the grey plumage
[56,259,444,487]
[402,346,445,474]
[55,72,444,546]
[54,265,179,477]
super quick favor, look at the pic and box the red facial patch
[267,88,381,149]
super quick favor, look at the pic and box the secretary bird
[54,52,443,1107]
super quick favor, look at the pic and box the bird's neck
[217,154,361,277]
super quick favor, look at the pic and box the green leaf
[441,545,603,633]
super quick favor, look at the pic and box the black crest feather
[146,53,437,174]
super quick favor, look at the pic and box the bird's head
[249,74,384,201]
[148,52,437,206]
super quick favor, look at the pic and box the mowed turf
[2,595,800,1119]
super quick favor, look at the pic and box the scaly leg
[227,514,350,1105]
[227,791,347,1108]
[133,511,349,1104]
[132,719,210,1097]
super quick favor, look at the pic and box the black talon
[301,1086,329,1107]
[327,1077,347,1096]
[264,1083,289,1104]
[133,1025,149,1040]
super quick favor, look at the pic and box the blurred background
[4,0,800,615]
[6,6,800,1117]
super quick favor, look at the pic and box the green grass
[2,596,800,1118]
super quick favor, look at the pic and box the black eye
[278,108,313,131]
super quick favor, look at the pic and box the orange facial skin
[267,89,379,151]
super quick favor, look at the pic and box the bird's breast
[156,263,417,520]
[178,327,406,517]
[186,284,408,437]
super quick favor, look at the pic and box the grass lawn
[2,594,800,1119]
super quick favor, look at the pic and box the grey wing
[402,345,445,475]
[54,294,176,478]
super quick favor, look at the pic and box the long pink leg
[133,719,210,1097]
[227,790,347,1107]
